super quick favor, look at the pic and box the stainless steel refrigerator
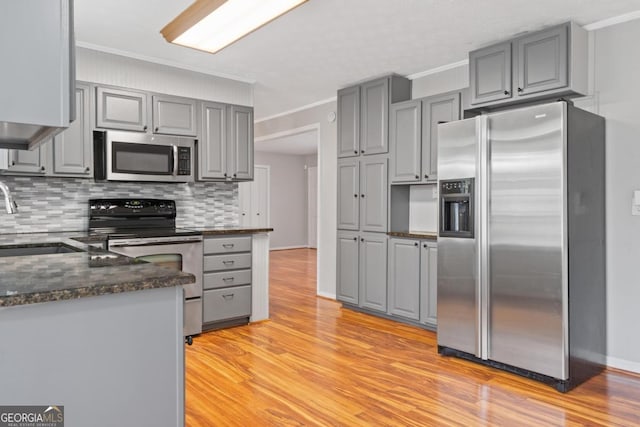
[436,101,606,392]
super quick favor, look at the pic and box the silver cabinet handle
[222,294,234,300]
[222,277,234,282]
[172,145,178,176]
[222,243,234,249]
[222,260,235,265]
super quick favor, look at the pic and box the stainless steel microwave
[93,130,195,183]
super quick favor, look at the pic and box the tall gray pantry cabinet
[336,75,411,314]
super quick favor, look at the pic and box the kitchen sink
[0,243,84,257]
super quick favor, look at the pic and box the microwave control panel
[177,147,191,175]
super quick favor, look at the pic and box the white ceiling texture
[75,0,640,154]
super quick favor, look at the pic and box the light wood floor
[186,248,640,426]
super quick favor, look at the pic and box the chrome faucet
[0,181,18,214]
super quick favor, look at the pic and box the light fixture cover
[161,0,308,54]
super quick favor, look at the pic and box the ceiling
[255,130,318,155]
[75,0,640,121]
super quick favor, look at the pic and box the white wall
[254,103,337,299]
[410,19,640,372]
[409,184,439,232]
[76,47,253,106]
[254,152,308,250]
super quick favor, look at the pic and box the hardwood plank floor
[186,248,640,426]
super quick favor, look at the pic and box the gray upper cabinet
[198,102,254,182]
[420,241,438,326]
[51,83,92,176]
[152,95,197,136]
[388,238,421,321]
[337,86,360,158]
[96,87,148,132]
[390,91,461,184]
[470,42,512,105]
[359,233,387,312]
[390,100,421,183]
[360,155,387,232]
[337,230,359,304]
[422,92,460,181]
[199,102,226,180]
[516,25,568,96]
[229,105,254,181]
[337,158,359,230]
[468,22,587,110]
[360,78,389,155]
[5,147,46,175]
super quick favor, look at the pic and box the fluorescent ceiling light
[161,0,308,54]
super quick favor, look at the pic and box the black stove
[88,199,199,239]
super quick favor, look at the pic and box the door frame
[307,165,318,249]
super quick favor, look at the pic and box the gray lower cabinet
[359,232,388,312]
[199,102,254,181]
[468,22,587,109]
[336,230,359,304]
[420,241,438,326]
[96,86,149,132]
[390,91,461,184]
[387,238,438,326]
[202,235,252,330]
[388,238,420,320]
[336,231,387,313]
[51,83,92,176]
[152,94,197,136]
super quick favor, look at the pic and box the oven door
[108,236,203,299]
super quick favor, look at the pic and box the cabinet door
[199,102,227,180]
[52,83,92,176]
[360,78,389,155]
[390,100,421,183]
[422,92,461,181]
[420,241,438,326]
[388,238,420,320]
[469,42,512,105]
[229,105,254,180]
[96,87,148,132]
[152,95,197,136]
[6,146,46,174]
[359,233,387,312]
[360,155,387,232]
[515,25,568,97]
[337,231,359,304]
[337,158,359,230]
[337,86,360,158]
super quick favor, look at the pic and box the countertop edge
[387,231,438,241]
[199,228,274,235]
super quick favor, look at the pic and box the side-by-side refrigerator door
[487,102,568,380]
[437,117,481,357]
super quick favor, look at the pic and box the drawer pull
[222,277,235,282]
[222,260,235,266]
[222,294,235,300]
[222,243,235,249]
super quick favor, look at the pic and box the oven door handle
[172,145,179,176]
[109,236,203,247]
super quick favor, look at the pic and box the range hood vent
[0,0,76,150]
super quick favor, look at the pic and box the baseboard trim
[270,245,308,251]
[316,291,336,300]
[607,356,640,374]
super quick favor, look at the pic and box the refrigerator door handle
[478,115,490,360]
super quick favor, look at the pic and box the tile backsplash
[0,176,238,234]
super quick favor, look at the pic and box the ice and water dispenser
[439,178,474,238]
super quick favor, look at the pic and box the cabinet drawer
[204,253,251,271]
[204,236,252,254]
[203,286,251,323]
[204,269,251,290]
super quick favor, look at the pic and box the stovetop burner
[88,198,198,239]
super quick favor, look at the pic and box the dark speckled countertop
[0,232,195,308]
[387,231,438,241]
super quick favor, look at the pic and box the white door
[238,165,270,228]
[307,166,318,248]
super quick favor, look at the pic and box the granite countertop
[387,231,438,241]
[187,227,274,235]
[0,232,195,308]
